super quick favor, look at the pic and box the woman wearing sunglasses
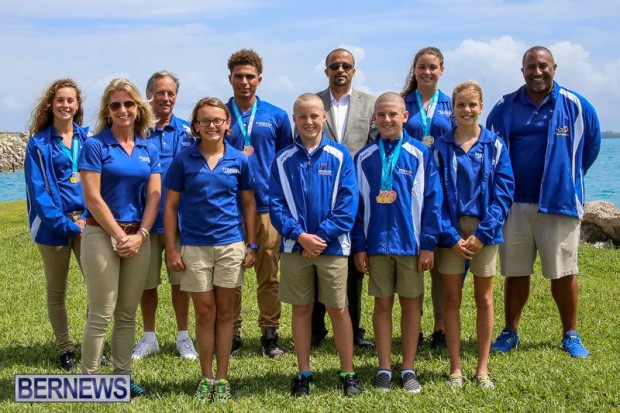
[24,78,90,371]
[78,78,160,398]
[401,47,454,350]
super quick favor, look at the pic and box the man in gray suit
[312,48,377,348]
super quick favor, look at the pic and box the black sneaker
[291,374,314,397]
[130,380,152,398]
[59,350,75,371]
[261,329,284,358]
[417,331,424,349]
[354,330,375,349]
[340,373,362,397]
[430,330,447,349]
[373,370,393,391]
[231,333,243,355]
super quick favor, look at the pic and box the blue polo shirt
[404,89,453,141]
[164,141,254,246]
[225,96,293,213]
[455,141,484,219]
[509,88,554,203]
[51,130,86,214]
[147,114,194,233]
[79,128,161,222]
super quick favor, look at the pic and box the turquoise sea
[1,139,619,206]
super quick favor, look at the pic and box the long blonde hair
[28,78,84,136]
[95,78,156,139]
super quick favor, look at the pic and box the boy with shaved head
[352,92,442,393]
[270,93,361,397]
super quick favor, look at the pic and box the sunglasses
[327,62,354,71]
[198,118,226,127]
[108,100,137,111]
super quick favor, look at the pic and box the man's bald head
[375,92,406,112]
[293,93,325,114]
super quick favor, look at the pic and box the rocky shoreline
[1,133,618,246]
[0,132,27,172]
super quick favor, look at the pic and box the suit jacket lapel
[320,89,338,141]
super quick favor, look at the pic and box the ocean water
[1,140,619,205]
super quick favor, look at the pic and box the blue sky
[1,0,619,132]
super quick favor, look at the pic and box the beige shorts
[499,203,580,280]
[144,233,183,290]
[368,255,424,298]
[279,252,348,309]
[179,242,246,292]
[437,216,497,277]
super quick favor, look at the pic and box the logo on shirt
[318,163,332,176]
[475,152,483,159]
[181,141,192,147]
[437,110,451,116]
[255,121,272,128]
[222,167,240,174]
[556,125,569,137]
[397,167,412,176]
[139,156,151,163]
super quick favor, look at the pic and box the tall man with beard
[313,48,377,348]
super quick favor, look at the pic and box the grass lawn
[0,199,619,412]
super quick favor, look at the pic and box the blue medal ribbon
[415,90,439,137]
[231,99,257,147]
[378,135,404,191]
[56,134,80,174]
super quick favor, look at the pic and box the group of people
[24,44,600,402]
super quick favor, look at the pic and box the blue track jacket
[351,132,442,256]
[433,127,514,247]
[486,82,600,218]
[269,134,358,256]
[25,124,90,245]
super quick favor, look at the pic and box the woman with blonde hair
[79,78,160,398]
[24,78,89,370]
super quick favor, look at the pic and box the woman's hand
[166,246,185,272]
[116,233,143,258]
[242,248,256,269]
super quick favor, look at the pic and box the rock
[0,132,28,172]
[582,201,620,246]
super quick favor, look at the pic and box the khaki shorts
[368,255,424,298]
[279,253,348,309]
[499,203,580,280]
[437,216,497,277]
[179,242,245,292]
[144,233,183,290]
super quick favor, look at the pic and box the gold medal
[243,145,254,156]
[376,190,397,204]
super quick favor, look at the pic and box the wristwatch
[247,243,259,253]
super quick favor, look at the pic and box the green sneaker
[213,379,233,404]
[195,377,213,403]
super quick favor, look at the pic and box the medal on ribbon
[416,90,439,147]
[231,100,257,157]
[376,136,403,204]
[58,134,81,184]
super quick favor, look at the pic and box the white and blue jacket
[433,127,514,247]
[486,82,600,218]
[269,134,358,256]
[351,132,442,256]
[25,123,90,246]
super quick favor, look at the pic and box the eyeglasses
[108,101,137,111]
[198,118,226,127]
[327,62,354,71]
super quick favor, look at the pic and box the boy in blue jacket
[433,81,514,390]
[269,93,360,397]
[352,92,442,394]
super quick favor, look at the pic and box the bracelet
[139,227,150,240]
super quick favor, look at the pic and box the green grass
[0,199,619,412]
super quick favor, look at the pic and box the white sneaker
[132,336,159,360]
[177,336,198,360]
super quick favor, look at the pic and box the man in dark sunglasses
[313,48,378,349]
